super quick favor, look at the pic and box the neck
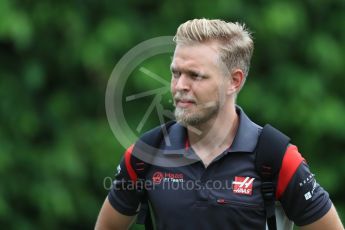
[187,104,239,152]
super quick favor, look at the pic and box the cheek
[199,85,219,100]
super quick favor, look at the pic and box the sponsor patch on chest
[152,171,185,184]
[232,176,255,195]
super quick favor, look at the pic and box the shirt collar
[228,106,261,153]
[162,105,261,155]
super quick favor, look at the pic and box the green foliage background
[0,0,344,229]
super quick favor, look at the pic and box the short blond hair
[173,18,254,78]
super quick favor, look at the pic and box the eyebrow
[170,65,206,77]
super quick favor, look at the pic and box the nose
[173,74,191,92]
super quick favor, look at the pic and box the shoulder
[276,144,305,199]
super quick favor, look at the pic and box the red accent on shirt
[124,144,137,182]
[276,145,305,199]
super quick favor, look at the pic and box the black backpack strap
[135,159,154,230]
[134,156,153,230]
[129,150,155,230]
[134,121,176,230]
[137,202,153,230]
[255,124,290,230]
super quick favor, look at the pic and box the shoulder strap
[255,124,290,230]
[133,121,176,230]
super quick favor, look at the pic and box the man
[96,19,343,229]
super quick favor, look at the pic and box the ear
[226,69,244,95]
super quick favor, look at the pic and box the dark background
[1,0,344,229]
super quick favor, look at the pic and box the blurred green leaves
[263,2,306,38]
[0,0,344,229]
[0,0,33,49]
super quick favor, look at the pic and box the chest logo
[152,171,185,184]
[232,176,255,195]
[152,171,164,184]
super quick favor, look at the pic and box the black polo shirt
[108,107,332,229]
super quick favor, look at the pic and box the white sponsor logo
[304,191,312,200]
[299,174,314,187]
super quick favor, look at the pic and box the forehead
[171,42,221,71]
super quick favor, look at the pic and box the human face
[170,42,229,126]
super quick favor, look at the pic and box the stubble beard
[174,101,220,127]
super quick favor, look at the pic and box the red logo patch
[152,171,164,184]
[232,176,255,195]
[152,171,184,184]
